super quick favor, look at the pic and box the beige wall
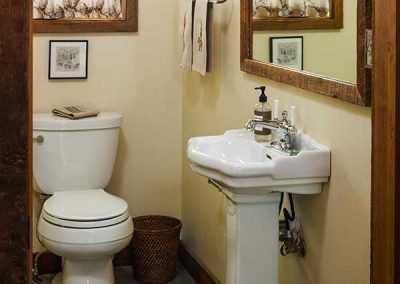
[181,1,371,284]
[32,0,183,252]
[253,0,357,83]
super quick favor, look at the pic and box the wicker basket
[132,215,182,284]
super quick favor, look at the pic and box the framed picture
[49,40,89,80]
[270,36,303,70]
[33,0,138,33]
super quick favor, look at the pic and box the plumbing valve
[280,236,306,257]
[279,219,306,257]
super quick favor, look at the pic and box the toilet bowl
[38,190,133,284]
[33,113,132,284]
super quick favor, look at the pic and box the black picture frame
[269,36,304,71]
[48,40,89,80]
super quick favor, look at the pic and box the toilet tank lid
[33,112,122,131]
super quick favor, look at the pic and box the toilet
[33,112,133,284]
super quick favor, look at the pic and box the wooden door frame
[371,0,400,282]
[28,0,33,281]
[0,0,32,283]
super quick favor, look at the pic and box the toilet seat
[38,216,133,245]
[39,190,133,245]
[42,189,129,229]
[42,210,130,229]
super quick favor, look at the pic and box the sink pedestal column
[224,189,281,284]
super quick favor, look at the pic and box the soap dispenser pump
[253,86,272,142]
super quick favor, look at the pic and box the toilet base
[51,258,115,284]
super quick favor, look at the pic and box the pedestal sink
[187,129,331,284]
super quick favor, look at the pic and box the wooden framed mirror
[240,0,372,106]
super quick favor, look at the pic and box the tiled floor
[40,263,196,284]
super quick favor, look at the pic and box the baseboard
[178,242,222,284]
[34,241,222,284]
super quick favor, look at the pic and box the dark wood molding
[241,59,362,104]
[179,242,221,284]
[241,0,371,106]
[356,0,372,106]
[28,0,34,280]
[240,0,252,65]
[253,0,343,30]
[371,0,400,282]
[33,0,138,33]
[0,0,32,282]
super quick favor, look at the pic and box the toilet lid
[43,189,128,222]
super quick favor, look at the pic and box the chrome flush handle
[33,135,44,143]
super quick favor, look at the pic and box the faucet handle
[245,118,254,130]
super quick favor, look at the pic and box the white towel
[180,1,193,72]
[192,0,213,75]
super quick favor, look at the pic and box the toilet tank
[33,112,122,194]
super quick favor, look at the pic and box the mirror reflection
[252,0,357,83]
[253,0,331,18]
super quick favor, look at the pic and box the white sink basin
[187,129,331,194]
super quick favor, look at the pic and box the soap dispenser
[253,86,272,142]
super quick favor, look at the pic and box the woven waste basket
[132,215,182,284]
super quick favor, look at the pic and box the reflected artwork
[270,37,303,70]
[253,0,330,18]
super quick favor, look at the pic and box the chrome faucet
[245,110,297,152]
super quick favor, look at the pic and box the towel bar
[192,0,228,4]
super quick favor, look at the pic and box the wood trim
[33,0,138,33]
[242,59,362,104]
[240,0,371,106]
[0,0,32,282]
[28,0,34,281]
[253,0,343,30]
[240,0,252,64]
[371,0,400,282]
[356,0,372,106]
[179,242,221,284]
